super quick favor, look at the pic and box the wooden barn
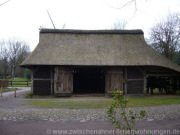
[21,29,180,96]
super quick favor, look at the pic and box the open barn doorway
[146,76,180,94]
[73,67,105,94]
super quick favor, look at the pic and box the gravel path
[1,87,30,97]
[0,105,180,122]
[0,88,180,122]
[0,87,31,109]
[1,89,180,135]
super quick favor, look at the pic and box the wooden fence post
[14,88,16,98]
[0,87,2,97]
[10,81,12,87]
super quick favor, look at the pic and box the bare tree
[0,41,9,78]
[8,40,30,78]
[110,0,140,30]
[112,20,127,29]
[149,13,180,60]
[110,0,137,11]
[0,40,30,79]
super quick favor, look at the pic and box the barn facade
[21,29,180,96]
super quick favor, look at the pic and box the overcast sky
[0,0,180,50]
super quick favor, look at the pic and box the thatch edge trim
[40,29,144,35]
[20,64,180,73]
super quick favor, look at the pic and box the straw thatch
[21,29,180,72]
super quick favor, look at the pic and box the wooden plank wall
[54,67,73,96]
[105,68,124,95]
[126,67,144,94]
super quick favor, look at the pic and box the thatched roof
[22,29,180,72]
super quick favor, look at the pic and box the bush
[107,89,146,130]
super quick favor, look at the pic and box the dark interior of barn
[146,76,180,94]
[33,67,51,95]
[73,67,105,94]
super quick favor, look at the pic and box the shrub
[107,89,146,130]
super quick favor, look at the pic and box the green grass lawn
[27,95,180,109]
[27,97,112,109]
[127,96,180,107]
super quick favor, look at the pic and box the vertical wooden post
[31,70,34,94]
[0,87,2,97]
[124,67,127,94]
[10,81,12,87]
[50,67,54,96]
[14,88,16,98]
[144,75,147,95]
[54,67,57,96]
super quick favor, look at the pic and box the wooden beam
[147,73,178,77]
[31,70,34,94]
[124,67,127,94]
[50,67,54,96]
[127,78,144,81]
[143,75,147,94]
[33,78,51,80]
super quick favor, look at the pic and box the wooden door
[54,67,73,96]
[105,68,123,95]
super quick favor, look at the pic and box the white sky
[0,0,180,51]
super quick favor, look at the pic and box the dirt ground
[0,88,180,135]
[0,119,180,135]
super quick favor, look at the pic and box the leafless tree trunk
[0,40,30,79]
[8,40,30,78]
[149,13,180,60]
[0,41,9,78]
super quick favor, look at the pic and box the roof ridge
[40,29,144,35]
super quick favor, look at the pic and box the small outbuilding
[21,29,180,96]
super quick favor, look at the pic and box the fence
[0,80,9,88]
[0,80,31,87]
[8,80,31,87]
